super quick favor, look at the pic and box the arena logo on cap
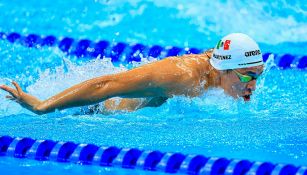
[245,50,261,57]
[216,40,231,50]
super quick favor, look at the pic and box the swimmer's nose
[246,88,252,93]
[246,81,256,91]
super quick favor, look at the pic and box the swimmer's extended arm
[0,53,210,115]
[0,59,175,114]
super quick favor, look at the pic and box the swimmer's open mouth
[243,95,251,101]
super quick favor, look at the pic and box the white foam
[98,0,307,44]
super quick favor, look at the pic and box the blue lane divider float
[0,136,306,175]
[0,32,306,69]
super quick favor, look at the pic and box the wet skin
[219,66,264,101]
[0,50,263,114]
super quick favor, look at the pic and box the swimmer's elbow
[33,103,50,115]
[89,77,119,100]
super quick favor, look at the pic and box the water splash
[0,49,306,166]
[0,47,305,120]
[27,57,126,99]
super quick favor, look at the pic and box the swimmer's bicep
[109,58,181,97]
[109,64,162,96]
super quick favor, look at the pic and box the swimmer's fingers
[0,85,19,98]
[5,95,19,102]
[6,95,19,101]
[12,81,23,95]
[6,95,14,99]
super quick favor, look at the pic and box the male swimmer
[0,33,264,114]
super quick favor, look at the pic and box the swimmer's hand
[0,81,44,115]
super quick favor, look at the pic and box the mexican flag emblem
[216,40,231,50]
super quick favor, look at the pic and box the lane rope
[0,32,306,69]
[0,136,306,174]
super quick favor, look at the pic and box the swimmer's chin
[231,94,251,102]
[242,95,251,101]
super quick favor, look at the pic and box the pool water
[0,157,161,175]
[0,0,306,174]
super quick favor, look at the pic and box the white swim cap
[209,33,264,70]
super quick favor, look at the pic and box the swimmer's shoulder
[162,54,206,63]
[172,53,210,67]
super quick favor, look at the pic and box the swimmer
[0,33,264,115]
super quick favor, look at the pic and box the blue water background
[0,0,306,174]
[1,0,306,55]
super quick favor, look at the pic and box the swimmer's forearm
[35,71,155,114]
[35,76,115,113]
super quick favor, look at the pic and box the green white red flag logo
[216,40,231,50]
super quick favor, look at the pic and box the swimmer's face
[220,65,264,101]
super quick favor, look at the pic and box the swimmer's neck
[196,53,222,89]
